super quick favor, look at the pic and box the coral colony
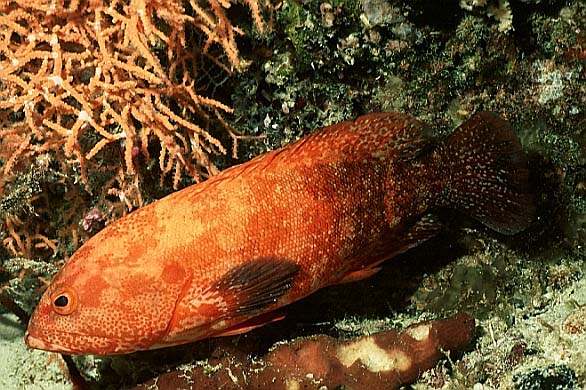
[0,0,263,259]
[0,0,252,189]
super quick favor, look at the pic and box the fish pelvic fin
[437,111,535,235]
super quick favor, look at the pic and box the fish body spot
[161,263,187,284]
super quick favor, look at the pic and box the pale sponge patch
[336,337,411,372]
[285,379,300,390]
[406,323,431,341]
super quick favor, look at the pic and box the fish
[25,111,534,355]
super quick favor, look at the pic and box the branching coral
[1,0,243,189]
[0,0,266,259]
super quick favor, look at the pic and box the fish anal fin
[337,266,383,284]
[336,215,441,285]
[397,214,442,253]
[214,258,301,319]
[212,312,286,338]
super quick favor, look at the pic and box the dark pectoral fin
[214,258,301,318]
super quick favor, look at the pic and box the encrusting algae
[130,313,476,389]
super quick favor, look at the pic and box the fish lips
[24,327,135,355]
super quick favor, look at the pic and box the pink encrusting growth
[131,313,476,389]
[25,112,532,355]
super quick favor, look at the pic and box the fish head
[25,231,192,355]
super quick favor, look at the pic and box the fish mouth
[24,331,67,353]
[24,329,133,355]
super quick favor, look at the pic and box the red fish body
[25,112,533,354]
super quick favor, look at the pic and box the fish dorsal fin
[253,113,434,169]
[214,258,301,318]
[182,113,433,192]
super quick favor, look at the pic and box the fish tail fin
[437,112,535,235]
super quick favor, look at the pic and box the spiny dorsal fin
[214,258,301,318]
[266,113,434,166]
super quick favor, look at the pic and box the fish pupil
[54,295,69,307]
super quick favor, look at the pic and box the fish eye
[54,295,68,307]
[50,287,78,315]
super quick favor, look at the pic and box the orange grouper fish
[25,112,534,355]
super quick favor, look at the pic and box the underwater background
[0,0,585,389]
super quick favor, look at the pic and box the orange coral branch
[0,0,268,259]
[0,0,266,188]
